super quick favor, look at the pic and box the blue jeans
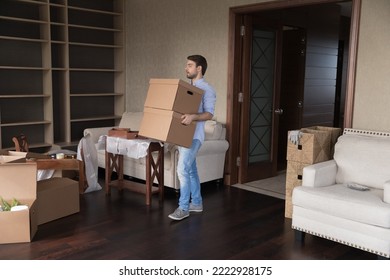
[177,139,202,211]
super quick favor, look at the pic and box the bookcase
[0,0,125,151]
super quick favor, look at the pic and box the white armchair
[292,128,390,259]
[83,112,229,190]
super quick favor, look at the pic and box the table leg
[146,142,164,205]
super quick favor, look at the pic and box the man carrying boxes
[139,55,216,220]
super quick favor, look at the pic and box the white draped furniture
[83,112,229,190]
[292,128,390,259]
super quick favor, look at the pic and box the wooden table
[105,140,164,205]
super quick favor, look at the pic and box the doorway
[226,0,360,186]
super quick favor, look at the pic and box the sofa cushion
[334,134,390,189]
[205,120,223,140]
[293,184,390,228]
[119,112,143,131]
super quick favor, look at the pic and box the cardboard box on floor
[37,177,80,225]
[145,79,203,114]
[0,162,38,244]
[139,107,196,148]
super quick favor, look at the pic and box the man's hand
[181,114,196,125]
[181,112,213,125]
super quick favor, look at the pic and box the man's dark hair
[187,55,208,76]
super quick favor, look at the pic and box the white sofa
[292,128,390,259]
[83,112,229,190]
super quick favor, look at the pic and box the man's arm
[181,112,213,125]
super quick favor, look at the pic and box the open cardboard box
[0,162,38,244]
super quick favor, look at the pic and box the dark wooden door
[239,16,283,183]
[277,28,306,170]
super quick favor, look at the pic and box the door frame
[225,0,361,185]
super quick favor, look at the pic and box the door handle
[274,108,283,115]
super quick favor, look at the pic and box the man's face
[185,60,200,79]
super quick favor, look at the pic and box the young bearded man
[168,55,216,221]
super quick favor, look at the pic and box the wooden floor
[0,179,377,260]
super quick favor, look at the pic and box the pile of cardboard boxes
[285,126,342,218]
[0,152,80,244]
[139,79,203,148]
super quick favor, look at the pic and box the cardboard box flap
[0,155,26,163]
[0,163,37,201]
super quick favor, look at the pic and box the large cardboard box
[144,79,203,114]
[37,177,80,225]
[139,107,196,148]
[286,128,331,164]
[0,162,38,244]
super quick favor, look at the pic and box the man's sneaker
[168,208,189,220]
[189,203,203,213]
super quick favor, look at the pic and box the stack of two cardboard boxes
[0,152,80,244]
[284,126,342,218]
[139,79,204,148]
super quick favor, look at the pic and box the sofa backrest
[205,120,225,140]
[334,133,390,189]
[118,112,226,141]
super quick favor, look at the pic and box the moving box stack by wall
[285,126,342,218]
[139,79,204,148]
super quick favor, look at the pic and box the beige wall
[126,0,390,131]
[125,0,266,123]
[353,0,390,131]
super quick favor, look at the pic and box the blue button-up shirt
[192,78,216,143]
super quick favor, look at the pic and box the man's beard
[186,72,197,79]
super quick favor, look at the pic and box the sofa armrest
[302,159,337,187]
[83,126,113,144]
[384,180,390,204]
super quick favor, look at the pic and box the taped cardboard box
[145,79,203,114]
[0,162,38,244]
[36,177,80,225]
[286,129,331,164]
[139,107,195,148]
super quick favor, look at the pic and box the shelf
[68,5,122,16]
[0,35,47,43]
[0,120,51,127]
[0,94,50,98]
[0,66,49,70]
[0,0,124,149]
[69,42,122,48]
[70,93,123,97]
[67,24,121,32]
[71,115,121,123]
[0,16,47,25]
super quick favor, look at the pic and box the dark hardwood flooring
[0,178,378,260]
